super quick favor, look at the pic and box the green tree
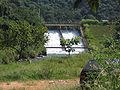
[60,37,80,55]
[0,18,47,60]
[74,0,120,12]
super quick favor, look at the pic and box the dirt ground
[0,79,79,90]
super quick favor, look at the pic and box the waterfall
[45,28,85,55]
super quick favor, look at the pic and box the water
[45,30,61,47]
[61,29,84,47]
[45,29,85,55]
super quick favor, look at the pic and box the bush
[99,20,110,25]
[18,45,46,59]
[0,18,47,61]
[0,48,18,64]
[81,59,120,90]
[81,19,100,25]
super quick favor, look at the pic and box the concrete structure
[45,23,87,55]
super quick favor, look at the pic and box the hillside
[37,0,120,22]
[0,0,120,23]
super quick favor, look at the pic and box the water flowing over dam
[45,23,86,55]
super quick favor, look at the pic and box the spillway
[45,29,85,55]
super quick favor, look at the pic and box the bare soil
[0,79,79,90]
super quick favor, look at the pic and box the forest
[0,0,120,23]
[39,0,120,22]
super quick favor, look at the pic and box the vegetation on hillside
[1,0,120,23]
[0,0,47,63]
[0,1,119,90]
[40,0,120,22]
[83,22,120,59]
[74,0,120,12]
[81,21,120,90]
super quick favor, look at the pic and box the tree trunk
[68,52,70,56]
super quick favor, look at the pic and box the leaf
[87,0,100,13]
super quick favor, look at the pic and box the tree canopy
[74,0,120,12]
[1,0,120,23]
[0,0,47,63]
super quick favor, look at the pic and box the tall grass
[0,53,90,82]
[84,25,116,50]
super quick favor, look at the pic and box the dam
[45,23,87,55]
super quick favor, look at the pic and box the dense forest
[0,0,120,23]
[39,0,120,22]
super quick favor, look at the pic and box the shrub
[81,19,100,25]
[82,59,120,90]
[98,20,110,25]
[0,48,18,64]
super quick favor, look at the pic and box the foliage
[0,48,18,64]
[74,0,100,12]
[41,0,120,22]
[102,25,120,57]
[60,37,80,55]
[74,0,120,13]
[0,54,90,81]
[0,18,47,62]
[81,19,100,25]
[0,0,41,24]
[80,59,120,90]
[0,0,120,22]
[0,0,47,63]
[0,0,48,63]
[84,25,116,51]
[82,24,120,90]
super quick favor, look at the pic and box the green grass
[0,24,116,83]
[85,25,116,49]
[0,53,89,82]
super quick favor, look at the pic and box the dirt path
[0,79,79,90]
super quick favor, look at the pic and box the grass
[84,25,116,49]
[0,25,115,82]
[0,24,118,90]
[83,24,120,90]
[0,53,90,82]
[84,24,120,59]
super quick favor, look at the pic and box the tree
[60,37,80,55]
[74,0,120,12]
[0,0,48,63]
[0,17,47,60]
